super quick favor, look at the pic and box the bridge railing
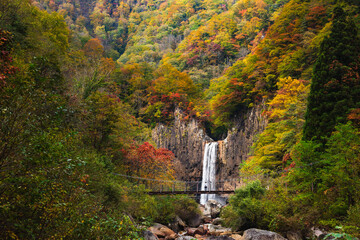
[137,178,245,194]
[113,172,267,195]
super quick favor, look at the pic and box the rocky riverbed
[143,200,291,240]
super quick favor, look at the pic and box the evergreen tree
[303,6,360,143]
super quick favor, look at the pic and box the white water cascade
[200,142,218,205]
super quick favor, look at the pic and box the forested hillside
[1,0,359,238]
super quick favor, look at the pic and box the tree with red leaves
[124,142,175,182]
[0,30,17,88]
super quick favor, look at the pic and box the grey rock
[203,200,222,218]
[169,215,187,232]
[143,230,159,240]
[243,228,287,240]
[176,237,198,240]
[206,224,232,235]
[217,103,267,181]
[188,213,202,228]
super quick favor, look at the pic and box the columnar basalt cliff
[152,109,213,181]
[152,104,267,181]
[217,104,267,181]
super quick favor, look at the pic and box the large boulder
[242,229,287,240]
[203,200,222,218]
[169,216,187,232]
[149,223,177,239]
[188,213,202,227]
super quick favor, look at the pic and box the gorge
[152,104,267,188]
[2,0,360,238]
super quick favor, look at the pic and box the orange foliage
[83,38,104,59]
[124,142,175,181]
[348,108,360,127]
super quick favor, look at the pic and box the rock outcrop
[152,108,212,181]
[152,104,267,181]
[203,200,222,219]
[242,228,287,240]
[217,104,267,181]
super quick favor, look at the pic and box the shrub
[221,181,267,231]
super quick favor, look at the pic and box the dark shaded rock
[212,218,223,225]
[206,236,235,240]
[243,228,287,240]
[286,231,302,240]
[196,226,206,235]
[319,234,335,240]
[188,213,202,227]
[169,216,187,233]
[186,226,206,236]
[144,230,159,240]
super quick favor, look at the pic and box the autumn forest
[1,0,360,239]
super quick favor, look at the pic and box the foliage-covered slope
[1,0,360,238]
[0,1,199,239]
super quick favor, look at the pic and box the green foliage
[303,6,360,143]
[2,0,360,238]
[138,195,200,225]
[260,122,360,234]
[324,226,357,240]
[221,181,267,231]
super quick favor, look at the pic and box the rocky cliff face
[152,109,213,181]
[152,104,267,181]
[217,104,267,181]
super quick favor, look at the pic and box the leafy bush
[149,196,200,225]
[221,181,267,231]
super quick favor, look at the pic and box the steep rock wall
[152,109,213,181]
[218,104,267,181]
[152,104,267,181]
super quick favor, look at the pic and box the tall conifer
[303,6,360,143]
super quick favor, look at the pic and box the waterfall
[200,142,218,205]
